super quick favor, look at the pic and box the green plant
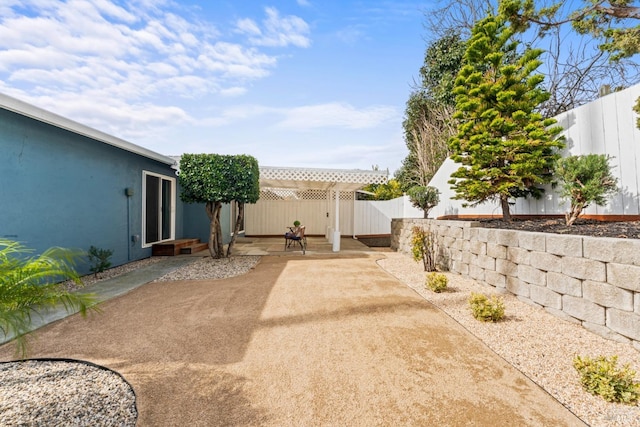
[573,355,640,404]
[556,154,619,226]
[426,272,448,293]
[411,226,437,272]
[0,239,98,357]
[87,246,113,278]
[448,14,564,221]
[468,292,505,322]
[179,153,260,258]
[293,220,301,227]
[407,186,440,218]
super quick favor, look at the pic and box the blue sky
[0,1,432,174]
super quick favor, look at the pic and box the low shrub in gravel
[425,272,448,293]
[468,292,505,322]
[573,355,640,404]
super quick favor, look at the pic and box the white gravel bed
[377,252,640,427]
[0,360,136,426]
[153,255,261,281]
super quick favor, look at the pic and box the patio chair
[284,225,307,254]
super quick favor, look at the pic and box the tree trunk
[226,202,244,257]
[565,202,585,226]
[205,201,224,259]
[500,194,512,222]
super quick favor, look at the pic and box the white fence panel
[245,200,329,235]
[354,196,423,235]
[429,83,640,218]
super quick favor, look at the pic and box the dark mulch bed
[477,218,640,239]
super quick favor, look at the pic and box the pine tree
[448,14,565,221]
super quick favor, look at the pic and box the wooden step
[180,242,209,254]
[152,238,201,256]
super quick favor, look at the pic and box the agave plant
[0,239,98,356]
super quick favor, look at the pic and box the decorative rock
[583,280,634,311]
[606,308,640,341]
[562,295,605,325]
[561,257,606,281]
[546,272,582,297]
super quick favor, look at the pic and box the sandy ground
[0,254,585,426]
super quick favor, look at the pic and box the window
[143,171,175,246]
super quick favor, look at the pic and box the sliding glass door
[143,171,175,246]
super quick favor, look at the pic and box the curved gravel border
[377,252,640,427]
[0,359,137,426]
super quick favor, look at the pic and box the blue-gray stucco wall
[181,201,232,246]
[0,108,191,274]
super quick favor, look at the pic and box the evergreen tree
[448,14,565,221]
[396,31,466,192]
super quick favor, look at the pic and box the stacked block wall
[391,219,640,351]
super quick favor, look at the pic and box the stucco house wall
[0,95,232,274]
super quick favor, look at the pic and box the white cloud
[276,103,399,130]
[0,1,310,137]
[334,26,367,45]
[297,0,312,7]
[235,7,311,48]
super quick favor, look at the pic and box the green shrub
[0,239,98,356]
[556,154,618,226]
[426,272,448,293]
[411,226,437,272]
[87,246,113,278]
[407,186,440,218]
[573,355,640,404]
[468,292,505,322]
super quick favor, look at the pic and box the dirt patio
[0,251,585,426]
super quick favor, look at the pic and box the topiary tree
[556,154,619,225]
[0,239,98,357]
[178,154,260,258]
[407,185,440,218]
[448,14,565,221]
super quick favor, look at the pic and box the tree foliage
[407,186,441,218]
[396,31,466,192]
[421,0,640,117]
[448,14,565,221]
[634,96,640,129]
[179,154,260,258]
[500,0,640,60]
[0,239,98,357]
[556,154,619,225]
[360,179,404,200]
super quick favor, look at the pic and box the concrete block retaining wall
[391,218,640,351]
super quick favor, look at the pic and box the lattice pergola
[259,166,387,192]
[172,159,388,251]
[259,166,388,251]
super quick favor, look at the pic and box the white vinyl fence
[428,83,640,218]
[245,195,423,236]
[353,196,423,236]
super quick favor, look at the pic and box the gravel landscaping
[378,252,640,427]
[2,252,639,426]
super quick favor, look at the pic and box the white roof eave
[0,93,176,166]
